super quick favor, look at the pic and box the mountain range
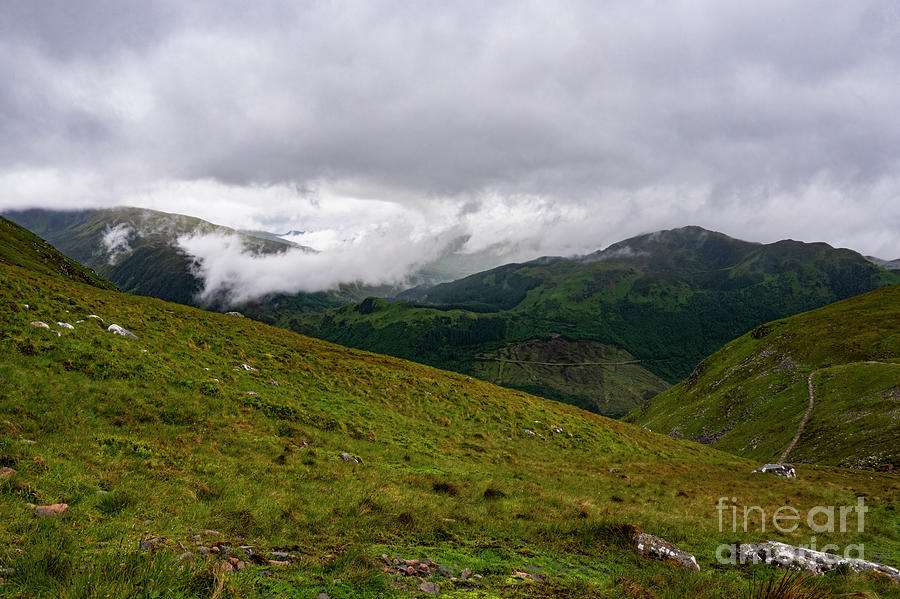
[0,214,897,597]
[6,209,900,418]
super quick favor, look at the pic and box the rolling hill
[625,285,900,471]
[1,217,898,597]
[289,227,900,416]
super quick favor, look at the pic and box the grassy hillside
[0,225,898,598]
[626,285,900,470]
[290,227,900,417]
[0,216,115,291]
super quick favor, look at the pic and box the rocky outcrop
[731,541,900,582]
[107,324,138,339]
[753,463,796,478]
[632,531,700,571]
[34,503,68,517]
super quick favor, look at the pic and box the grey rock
[339,452,362,464]
[173,551,193,562]
[239,546,254,557]
[754,463,796,478]
[140,537,165,551]
[418,581,440,594]
[240,363,257,371]
[218,545,234,558]
[0,467,16,478]
[523,429,536,436]
[460,567,472,579]
[732,541,900,582]
[552,426,563,433]
[29,321,49,329]
[225,312,245,317]
[317,594,330,599]
[632,531,699,571]
[270,551,290,559]
[0,568,14,576]
[107,324,137,339]
[57,322,74,329]
[198,546,210,554]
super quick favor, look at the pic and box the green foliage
[0,221,897,597]
[290,227,900,416]
[628,285,900,469]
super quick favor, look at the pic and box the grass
[627,285,900,470]
[0,232,898,596]
[286,227,900,417]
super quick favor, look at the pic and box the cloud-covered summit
[2,0,899,287]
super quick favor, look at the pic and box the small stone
[198,546,210,554]
[240,363,257,371]
[380,553,390,564]
[0,467,16,478]
[317,594,330,599]
[220,561,234,573]
[239,545,254,557]
[94,489,109,495]
[418,581,440,595]
[632,531,699,571]
[174,552,193,562]
[523,429,536,436]
[406,566,416,576]
[225,312,245,317]
[139,537,164,551]
[87,315,101,319]
[236,561,245,571]
[30,321,49,329]
[419,564,431,575]
[107,324,138,339]
[339,452,362,464]
[473,574,483,579]
[34,503,68,517]
[57,322,74,329]
[244,391,258,396]
[460,567,472,579]
[268,559,290,566]
[270,551,290,559]
[229,557,240,566]
[269,379,279,386]
[210,546,220,553]
[552,426,563,433]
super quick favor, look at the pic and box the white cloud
[101,223,133,264]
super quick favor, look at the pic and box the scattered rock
[0,467,16,478]
[240,363,257,371]
[339,452,362,464]
[270,551,291,559]
[523,429,536,436]
[269,379,279,386]
[225,312,245,317]
[632,531,700,571]
[94,489,109,495]
[418,581,440,595]
[512,570,543,582]
[29,321,49,329]
[75,320,85,324]
[460,567,472,579]
[753,463,796,478]
[173,552,193,562]
[552,426,563,434]
[239,546,254,557]
[140,537,165,551]
[57,322,74,329]
[244,391,258,396]
[107,324,138,339]
[20,304,29,309]
[732,541,900,582]
[34,503,68,517]
[317,594,330,599]
[87,315,102,319]
[198,530,220,537]
[268,559,290,566]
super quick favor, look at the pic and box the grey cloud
[2,0,900,280]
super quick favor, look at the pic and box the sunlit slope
[0,220,897,597]
[627,285,900,470]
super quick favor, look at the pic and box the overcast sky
[2,1,900,293]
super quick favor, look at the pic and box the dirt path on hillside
[779,360,900,464]
[779,369,819,463]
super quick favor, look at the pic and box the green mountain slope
[625,285,900,470]
[0,216,116,291]
[290,227,900,417]
[1,221,898,597]
[3,207,307,307]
